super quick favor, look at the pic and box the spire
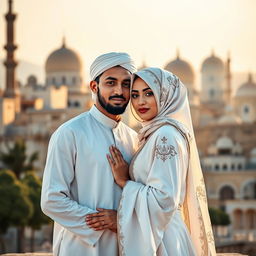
[176,48,180,60]
[248,73,253,83]
[62,36,66,48]
[225,51,232,104]
[8,0,13,13]
[211,48,215,57]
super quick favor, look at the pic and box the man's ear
[90,81,98,94]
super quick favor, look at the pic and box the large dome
[164,52,194,84]
[45,40,82,73]
[201,51,224,72]
[235,74,256,98]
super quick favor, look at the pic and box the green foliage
[209,207,231,226]
[0,139,39,178]
[22,172,51,230]
[0,170,33,234]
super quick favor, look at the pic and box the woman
[108,67,216,256]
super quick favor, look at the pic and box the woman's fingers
[107,154,115,169]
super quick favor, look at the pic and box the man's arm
[41,127,103,246]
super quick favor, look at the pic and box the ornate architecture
[0,0,255,251]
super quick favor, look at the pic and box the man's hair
[94,74,102,84]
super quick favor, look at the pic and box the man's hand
[85,208,117,233]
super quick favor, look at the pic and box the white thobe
[118,125,196,256]
[41,105,137,256]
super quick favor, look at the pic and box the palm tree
[0,139,38,179]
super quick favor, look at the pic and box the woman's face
[131,77,158,121]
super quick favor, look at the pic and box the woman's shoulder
[149,124,186,145]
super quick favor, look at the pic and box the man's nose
[113,84,123,95]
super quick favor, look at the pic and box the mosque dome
[45,39,82,73]
[216,136,234,150]
[218,105,241,125]
[201,51,224,72]
[235,73,256,98]
[164,51,195,84]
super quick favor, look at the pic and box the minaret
[225,51,232,104]
[3,0,19,99]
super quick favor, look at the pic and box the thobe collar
[89,105,120,129]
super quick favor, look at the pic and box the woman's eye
[145,91,154,96]
[131,94,138,99]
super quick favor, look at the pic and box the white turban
[90,52,137,81]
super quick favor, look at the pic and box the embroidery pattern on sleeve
[155,136,177,162]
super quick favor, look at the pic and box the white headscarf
[132,67,216,256]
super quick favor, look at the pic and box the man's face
[94,66,131,115]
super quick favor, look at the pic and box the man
[41,52,137,256]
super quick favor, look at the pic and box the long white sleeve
[41,127,103,247]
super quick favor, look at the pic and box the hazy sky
[0,0,256,82]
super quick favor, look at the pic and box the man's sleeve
[41,127,103,246]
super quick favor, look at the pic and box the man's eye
[122,83,131,88]
[131,94,138,99]
[106,81,114,85]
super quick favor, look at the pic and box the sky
[0,0,256,84]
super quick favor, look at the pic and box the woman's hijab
[132,67,216,256]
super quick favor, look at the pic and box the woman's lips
[138,108,149,114]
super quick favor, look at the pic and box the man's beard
[97,88,128,115]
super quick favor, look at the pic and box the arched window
[209,89,215,99]
[74,101,80,108]
[231,164,235,171]
[220,186,235,200]
[215,164,220,171]
[62,76,66,84]
[238,164,243,170]
[233,209,243,229]
[244,106,250,114]
[223,164,228,171]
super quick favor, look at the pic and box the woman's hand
[107,146,130,188]
[86,208,117,233]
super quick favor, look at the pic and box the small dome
[27,75,37,86]
[216,136,234,149]
[45,39,82,73]
[164,51,195,85]
[218,105,242,124]
[201,51,224,72]
[235,73,256,98]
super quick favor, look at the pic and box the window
[209,89,215,99]
[74,101,80,107]
[223,164,228,171]
[238,164,242,170]
[52,77,56,85]
[244,106,250,114]
[215,164,220,171]
[220,186,235,200]
[62,76,66,84]
[72,77,76,84]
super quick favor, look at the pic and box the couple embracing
[41,52,216,256]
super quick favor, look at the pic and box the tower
[3,0,20,112]
[0,0,19,132]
